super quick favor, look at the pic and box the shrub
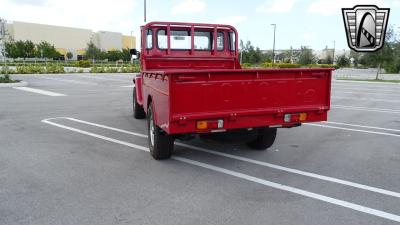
[106,67,119,73]
[16,65,46,74]
[241,63,253,69]
[0,74,18,83]
[46,64,65,74]
[90,66,105,73]
[0,66,15,74]
[75,60,92,68]
[308,64,339,69]
[276,63,301,68]
[260,62,301,68]
[122,65,140,73]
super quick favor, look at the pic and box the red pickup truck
[131,22,333,160]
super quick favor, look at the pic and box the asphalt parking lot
[1,73,400,225]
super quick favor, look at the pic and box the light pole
[130,31,134,49]
[271,24,276,67]
[332,40,335,65]
[144,0,147,23]
[0,18,6,73]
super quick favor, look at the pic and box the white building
[4,21,136,60]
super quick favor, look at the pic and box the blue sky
[1,0,399,51]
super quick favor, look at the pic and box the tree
[298,46,316,65]
[349,50,360,67]
[66,52,73,60]
[5,41,18,58]
[35,41,60,59]
[325,54,333,64]
[241,40,264,64]
[121,48,131,61]
[85,41,102,61]
[359,26,398,78]
[21,40,35,59]
[278,50,292,63]
[336,54,350,67]
[106,50,123,62]
[5,40,35,59]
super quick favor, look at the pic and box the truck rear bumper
[167,108,328,134]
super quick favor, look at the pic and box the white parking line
[332,96,400,103]
[48,117,400,199]
[13,87,66,97]
[333,80,400,87]
[121,85,135,88]
[80,75,131,83]
[324,121,400,133]
[65,117,147,138]
[332,105,400,114]
[305,123,400,138]
[41,118,400,223]
[332,87,400,93]
[173,156,400,223]
[37,77,98,86]
[334,91,400,97]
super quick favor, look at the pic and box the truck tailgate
[167,68,332,133]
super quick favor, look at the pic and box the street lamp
[271,24,276,66]
[144,0,147,23]
[332,40,335,65]
[130,31,134,49]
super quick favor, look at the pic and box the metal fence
[333,68,400,80]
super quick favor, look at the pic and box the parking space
[1,74,400,225]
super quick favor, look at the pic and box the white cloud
[256,0,298,13]
[0,0,139,35]
[215,16,247,26]
[308,0,388,16]
[301,32,315,41]
[171,0,206,15]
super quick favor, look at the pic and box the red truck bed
[140,68,332,134]
[132,21,333,159]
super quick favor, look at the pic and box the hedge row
[3,60,132,68]
[242,63,339,69]
[90,66,140,73]
[1,65,64,74]
[0,65,140,74]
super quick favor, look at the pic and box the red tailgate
[167,68,332,134]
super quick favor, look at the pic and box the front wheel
[133,87,145,119]
[246,128,277,150]
[147,102,174,160]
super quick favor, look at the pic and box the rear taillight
[196,119,224,130]
[284,113,307,123]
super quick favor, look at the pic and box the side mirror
[130,49,138,56]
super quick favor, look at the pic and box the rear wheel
[147,102,174,160]
[246,128,277,150]
[133,87,145,119]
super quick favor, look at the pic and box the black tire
[133,87,146,119]
[246,128,277,150]
[147,102,174,160]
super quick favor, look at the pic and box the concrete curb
[0,81,29,88]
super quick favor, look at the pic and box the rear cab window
[156,29,226,51]
[146,29,153,49]
[229,32,236,51]
[158,30,191,50]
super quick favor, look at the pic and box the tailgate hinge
[229,113,237,121]
[178,117,187,125]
